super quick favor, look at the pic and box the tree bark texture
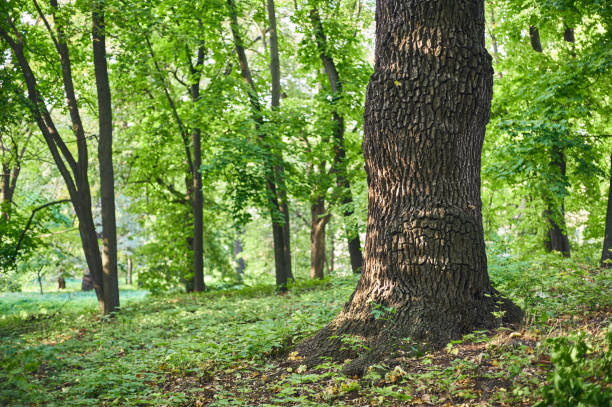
[310,197,329,279]
[602,153,612,268]
[309,6,363,274]
[93,2,120,313]
[297,0,522,376]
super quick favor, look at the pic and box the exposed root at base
[296,293,524,377]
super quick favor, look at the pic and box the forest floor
[1,255,611,406]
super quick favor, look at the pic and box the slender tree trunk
[529,26,543,53]
[234,234,246,281]
[529,25,571,256]
[602,153,612,268]
[228,0,289,291]
[543,147,571,256]
[37,267,44,295]
[328,228,335,273]
[190,45,205,292]
[93,2,119,313]
[267,0,293,282]
[0,163,12,220]
[127,256,133,285]
[298,0,522,376]
[1,34,105,307]
[543,25,577,256]
[310,197,329,279]
[309,6,363,273]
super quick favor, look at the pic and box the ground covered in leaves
[1,255,611,406]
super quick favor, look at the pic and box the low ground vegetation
[1,253,611,406]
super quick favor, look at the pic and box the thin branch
[144,34,194,174]
[31,0,60,52]
[12,199,71,262]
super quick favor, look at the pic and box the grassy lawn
[1,255,610,406]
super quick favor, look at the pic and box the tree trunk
[127,256,133,285]
[82,271,94,291]
[309,6,363,274]
[228,0,290,291]
[93,2,120,313]
[602,153,612,268]
[529,26,543,53]
[190,44,205,292]
[1,3,113,313]
[233,234,246,281]
[310,197,329,279]
[37,267,44,295]
[57,276,66,289]
[543,147,571,256]
[267,0,293,282]
[0,163,12,220]
[528,26,571,257]
[297,0,522,376]
[328,228,334,273]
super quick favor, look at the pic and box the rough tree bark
[228,0,291,290]
[602,153,612,268]
[297,0,522,376]
[93,1,120,312]
[309,6,363,274]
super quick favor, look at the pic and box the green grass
[1,255,610,406]
[0,289,147,322]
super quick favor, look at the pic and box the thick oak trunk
[298,0,522,375]
[602,153,612,268]
[310,197,329,279]
[93,3,120,313]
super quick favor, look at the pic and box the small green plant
[331,334,370,353]
[369,301,396,321]
[534,322,612,407]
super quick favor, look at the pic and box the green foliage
[0,277,355,406]
[535,323,612,407]
[0,342,56,406]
